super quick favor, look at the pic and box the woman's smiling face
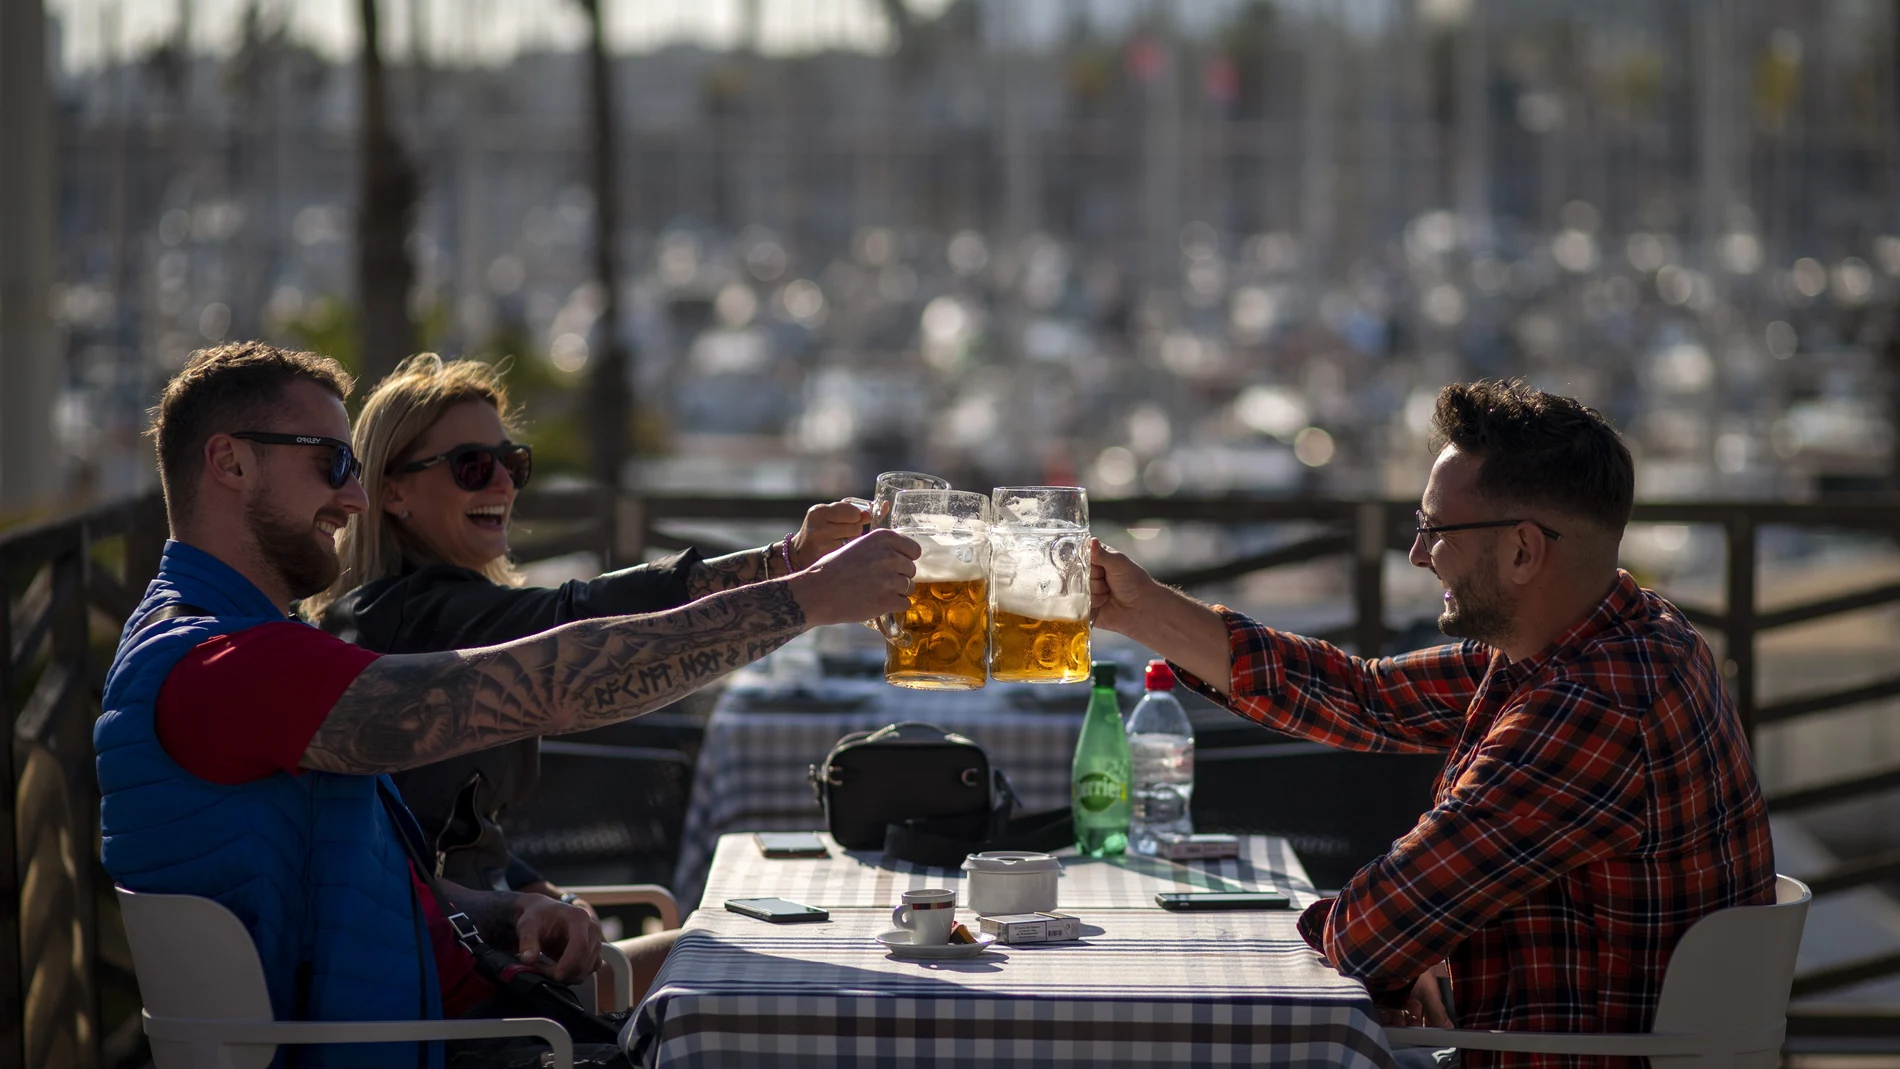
[382,400,519,571]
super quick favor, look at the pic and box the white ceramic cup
[891,888,957,945]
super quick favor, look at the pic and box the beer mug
[871,471,951,530]
[857,471,952,643]
[885,489,991,691]
[988,486,1091,684]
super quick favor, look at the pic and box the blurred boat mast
[1,0,59,512]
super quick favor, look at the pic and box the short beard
[1437,544,1514,647]
[245,493,340,602]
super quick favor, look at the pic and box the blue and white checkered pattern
[698,830,1319,910]
[628,833,1397,1069]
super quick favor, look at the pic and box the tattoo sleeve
[682,545,777,599]
[303,578,808,775]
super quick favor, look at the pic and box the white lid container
[961,851,1061,916]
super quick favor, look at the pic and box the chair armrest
[144,1013,575,1069]
[566,884,680,930]
[1384,1024,1784,1057]
[599,942,634,1012]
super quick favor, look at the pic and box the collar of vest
[148,539,294,623]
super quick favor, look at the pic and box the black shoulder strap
[129,602,211,637]
[881,768,1073,868]
[374,785,619,1045]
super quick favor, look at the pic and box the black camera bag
[808,721,1071,866]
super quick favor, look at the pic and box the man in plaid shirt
[1091,381,1775,1068]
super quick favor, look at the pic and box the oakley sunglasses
[393,442,533,492]
[230,431,363,489]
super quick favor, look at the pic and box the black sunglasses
[230,431,363,489]
[1416,510,1563,542]
[394,442,533,492]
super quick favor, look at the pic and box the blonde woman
[308,353,866,1003]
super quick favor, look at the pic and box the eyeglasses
[1416,510,1563,542]
[393,442,533,492]
[230,431,362,489]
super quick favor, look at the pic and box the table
[671,668,1089,909]
[627,833,1398,1068]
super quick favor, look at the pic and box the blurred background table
[628,832,1396,1069]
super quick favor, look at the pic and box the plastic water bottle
[1127,659,1195,856]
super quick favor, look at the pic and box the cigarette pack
[1154,832,1241,860]
[978,911,1082,944]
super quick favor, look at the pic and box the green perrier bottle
[1072,661,1131,857]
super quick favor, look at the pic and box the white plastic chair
[565,884,680,932]
[119,887,633,1069]
[1387,874,1811,1068]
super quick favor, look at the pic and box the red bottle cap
[1144,659,1175,691]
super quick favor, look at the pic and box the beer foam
[915,554,987,583]
[908,535,988,583]
[897,513,990,539]
[994,585,1089,621]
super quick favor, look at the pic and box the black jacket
[320,549,703,890]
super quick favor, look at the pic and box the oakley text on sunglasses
[394,442,534,492]
[230,431,363,489]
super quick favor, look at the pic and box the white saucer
[875,929,998,960]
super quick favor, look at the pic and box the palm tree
[576,0,632,494]
[356,0,418,386]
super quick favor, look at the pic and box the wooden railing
[7,487,1900,1064]
[0,493,165,1069]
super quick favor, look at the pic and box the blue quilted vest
[96,541,444,1069]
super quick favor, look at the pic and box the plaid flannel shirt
[1172,571,1775,1069]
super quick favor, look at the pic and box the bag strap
[880,768,1073,868]
[375,784,620,1044]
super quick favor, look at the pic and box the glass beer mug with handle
[884,489,991,690]
[989,487,1092,684]
[853,471,953,644]
[870,471,951,530]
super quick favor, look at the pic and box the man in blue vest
[98,341,919,1068]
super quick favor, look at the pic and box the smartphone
[754,832,830,859]
[725,897,830,923]
[1155,891,1291,911]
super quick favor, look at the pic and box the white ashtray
[875,929,998,960]
[962,851,1061,916]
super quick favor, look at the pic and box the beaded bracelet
[779,534,798,574]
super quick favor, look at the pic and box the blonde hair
[303,353,523,619]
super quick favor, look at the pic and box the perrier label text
[1075,770,1126,813]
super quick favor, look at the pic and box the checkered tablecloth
[627,833,1395,1069]
[672,673,1087,910]
[698,829,1318,911]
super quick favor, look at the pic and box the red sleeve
[156,622,382,785]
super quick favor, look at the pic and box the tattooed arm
[682,500,869,599]
[306,581,807,774]
[680,546,773,599]
[301,529,918,776]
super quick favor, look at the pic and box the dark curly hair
[1429,380,1634,535]
[150,341,355,525]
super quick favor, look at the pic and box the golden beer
[989,609,1090,684]
[885,578,990,690]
